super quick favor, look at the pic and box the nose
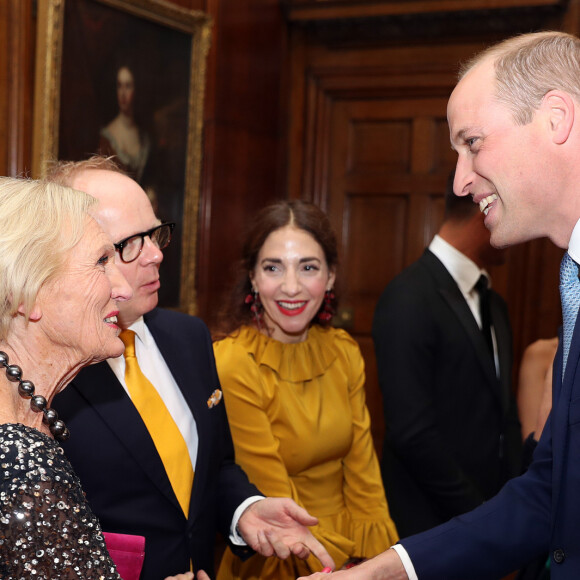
[281,269,301,295]
[140,235,164,265]
[109,263,133,302]
[454,156,474,198]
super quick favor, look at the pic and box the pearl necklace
[0,351,70,441]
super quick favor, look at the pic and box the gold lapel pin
[207,389,223,409]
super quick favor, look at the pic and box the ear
[17,302,42,322]
[543,90,575,145]
[248,271,256,292]
[327,267,337,291]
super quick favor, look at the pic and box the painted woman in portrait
[99,62,150,184]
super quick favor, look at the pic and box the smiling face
[448,59,555,249]
[71,169,163,328]
[35,217,132,364]
[250,225,336,343]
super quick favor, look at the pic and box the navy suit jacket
[373,249,522,537]
[400,318,580,579]
[55,308,260,579]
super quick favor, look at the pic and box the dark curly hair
[213,200,339,338]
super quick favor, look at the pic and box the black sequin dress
[0,423,120,579]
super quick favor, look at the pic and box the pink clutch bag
[103,531,146,580]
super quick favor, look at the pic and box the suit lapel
[70,361,179,509]
[422,250,503,407]
[551,312,580,527]
[551,326,566,519]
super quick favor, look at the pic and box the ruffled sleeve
[332,329,399,556]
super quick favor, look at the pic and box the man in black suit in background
[50,156,333,580]
[372,170,522,538]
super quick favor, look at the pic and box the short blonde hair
[0,177,96,339]
[460,31,580,125]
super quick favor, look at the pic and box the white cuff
[391,544,418,580]
[229,496,265,545]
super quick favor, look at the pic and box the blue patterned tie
[560,252,580,373]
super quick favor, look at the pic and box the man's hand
[297,548,408,579]
[237,497,334,569]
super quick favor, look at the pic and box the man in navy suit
[50,157,333,580]
[299,30,580,580]
[373,171,522,538]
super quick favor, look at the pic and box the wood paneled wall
[196,0,287,326]
[1,0,579,455]
[283,0,580,451]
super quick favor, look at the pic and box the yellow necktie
[120,329,194,516]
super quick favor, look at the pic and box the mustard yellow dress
[214,324,398,580]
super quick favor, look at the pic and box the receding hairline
[458,32,565,79]
[69,167,146,205]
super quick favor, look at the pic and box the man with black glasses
[49,156,333,580]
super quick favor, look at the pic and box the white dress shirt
[430,235,499,376]
[567,218,580,263]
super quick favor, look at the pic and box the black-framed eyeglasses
[114,222,175,263]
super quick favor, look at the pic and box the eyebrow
[260,257,322,264]
[97,242,115,256]
[450,128,468,147]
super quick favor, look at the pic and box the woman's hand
[164,570,211,580]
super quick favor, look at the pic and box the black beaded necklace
[0,350,70,441]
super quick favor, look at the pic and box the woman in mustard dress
[213,200,398,579]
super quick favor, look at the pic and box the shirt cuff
[229,496,266,545]
[392,544,419,580]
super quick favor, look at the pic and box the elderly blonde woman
[0,176,135,578]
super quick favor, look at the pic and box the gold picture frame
[33,0,212,315]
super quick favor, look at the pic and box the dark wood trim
[286,5,567,47]
[283,0,567,21]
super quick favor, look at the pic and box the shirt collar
[125,317,151,348]
[429,234,490,294]
[568,218,580,264]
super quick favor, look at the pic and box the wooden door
[325,97,455,454]
[287,39,475,454]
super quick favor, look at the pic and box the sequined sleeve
[0,423,120,579]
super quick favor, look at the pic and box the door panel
[287,38,562,456]
[326,98,452,451]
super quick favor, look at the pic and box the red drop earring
[318,289,335,322]
[245,289,263,329]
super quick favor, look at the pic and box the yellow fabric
[214,325,398,580]
[120,329,193,516]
